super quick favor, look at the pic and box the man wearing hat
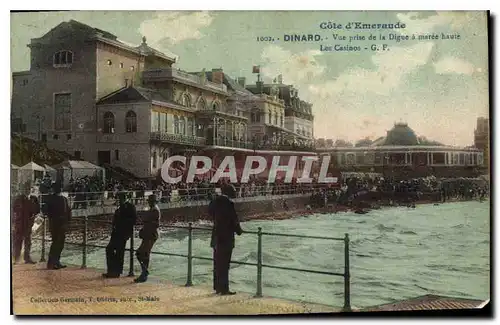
[45,181,71,269]
[134,194,161,283]
[103,191,137,278]
[209,184,243,295]
[12,182,39,264]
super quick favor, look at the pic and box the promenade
[12,263,339,315]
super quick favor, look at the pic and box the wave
[399,230,417,235]
[376,224,395,232]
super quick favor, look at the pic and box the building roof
[363,294,486,311]
[96,86,153,105]
[32,20,176,63]
[383,122,420,146]
[197,71,256,97]
[52,160,103,170]
[96,86,192,111]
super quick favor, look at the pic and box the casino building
[11,19,317,180]
[316,122,484,179]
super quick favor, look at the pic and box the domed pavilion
[317,122,484,178]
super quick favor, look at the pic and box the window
[197,98,207,110]
[179,117,186,135]
[152,152,157,168]
[174,116,179,134]
[22,79,28,86]
[120,63,124,68]
[54,93,72,131]
[106,60,112,66]
[274,114,278,125]
[251,112,256,123]
[41,134,47,142]
[125,110,137,133]
[74,151,81,160]
[53,134,59,140]
[280,116,283,127]
[183,94,191,107]
[163,113,168,132]
[187,118,194,136]
[151,111,160,132]
[115,150,119,161]
[66,134,72,140]
[269,111,272,124]
[130,66,135,71]
[212,102,219,111]
[103,111,115,134]
[53,51,73,66]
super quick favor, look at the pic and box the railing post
[40,216,47,262]
[343,233,351,312]
[81,215,88,268]
[255,227,263,298]
[185,222,193,286]
[128,228,135,276]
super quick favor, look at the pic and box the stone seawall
[68,194,311,230]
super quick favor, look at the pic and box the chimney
[237,77,246,88]
[212,68,224,84]
[256,81,263,94]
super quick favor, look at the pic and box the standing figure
[209,184,243,295]
[12,184,40,264]
[134,195,161,283]
[103,192,137,278]
[45,182,71,269]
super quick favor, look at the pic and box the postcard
[10,10,490,315]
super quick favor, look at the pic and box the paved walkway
[12,263,339,315]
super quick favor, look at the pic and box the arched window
[268,111,272,124]
[280,115,283,127]
[103,112,115,134]
[183,94,191,107]
[125,111,137,133]
[187,118,194,136]
[179,117,186,135]
[212,102,219,111]
[53,51,74,66]
[174,116,180,134]
[197,98,207,110]
[274,114,278,125]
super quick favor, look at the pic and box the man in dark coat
[103,192,137,278]
[134,195,161,283]
[45,182,71,270]
[209,184,243,295]
[12,183,40,264]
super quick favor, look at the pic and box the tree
[316,138,326,148]
[355,137,373,147]
[334,139,353,147]
[326,139,334,148]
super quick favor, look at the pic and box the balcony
[150,132,206,146]
[210,138,316,152]
[143,68,228,92]
[255,93,285,106]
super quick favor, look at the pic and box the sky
[10,11,489,147]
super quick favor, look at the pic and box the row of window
[103,111,137,134]
[151,111,197,136]
[106,59,135,71]
[180,93,219,111]
[53,50,137,71]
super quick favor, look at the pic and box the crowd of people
[308,175,489,209]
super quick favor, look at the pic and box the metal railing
[34,216,351,312]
